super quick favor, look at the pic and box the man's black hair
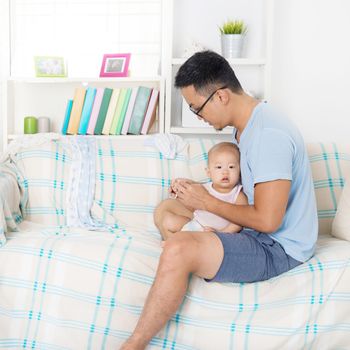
[174,50,243,95]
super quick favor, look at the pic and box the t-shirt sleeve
[250,128,295,184]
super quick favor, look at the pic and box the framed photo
[34,56,67,77]
[100,53,131,77]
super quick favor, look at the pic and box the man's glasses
[189,86,228,118]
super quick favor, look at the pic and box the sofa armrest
[0,163,22,246]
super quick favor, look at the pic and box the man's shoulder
[258,103,293,131]
[252,104,301,146]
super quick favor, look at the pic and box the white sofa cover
[0,135,349,349]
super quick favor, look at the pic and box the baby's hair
[207,142,240,162]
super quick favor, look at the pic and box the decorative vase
[221,34,244,58]
[24,116,38,134]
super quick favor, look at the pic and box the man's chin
[214,127,223,132]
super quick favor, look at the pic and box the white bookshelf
[3,76,165,149]
[162,0,274,135]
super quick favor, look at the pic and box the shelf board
[7,76,164,84]
[170,127,234,135]
[8,133,154,140]
[172,58,265,66]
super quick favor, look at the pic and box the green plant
[219,20,247,35]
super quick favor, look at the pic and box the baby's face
[207,150,240,191]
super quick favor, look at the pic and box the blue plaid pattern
[12,140,72,227]
[0,137,349,349]
[307,143,350,235]
[0,162,23,246]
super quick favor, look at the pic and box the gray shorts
[207,229,301,283]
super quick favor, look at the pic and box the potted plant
[219,19,247,58]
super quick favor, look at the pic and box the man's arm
[218,191,248,233]
[176,180,291,233]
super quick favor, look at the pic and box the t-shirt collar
[232,102,264,147]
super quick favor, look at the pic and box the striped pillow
[13,140,71,226]
[307,143,350,235]
[332,176,350,240]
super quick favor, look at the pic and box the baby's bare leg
[154,199,193,240]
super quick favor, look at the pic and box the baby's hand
[169,178,193,198]
[169,179,178,198]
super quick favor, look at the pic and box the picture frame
[99,53,131,78]
[34,56,67,77]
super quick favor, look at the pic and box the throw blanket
[0,162,23,246]
[65,136,110,231]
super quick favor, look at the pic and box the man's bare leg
[120,231,224,349]
[153,199,193,240]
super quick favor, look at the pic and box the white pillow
[332,177,350,240]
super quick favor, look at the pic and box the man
[121,50,318,349]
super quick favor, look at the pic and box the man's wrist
[203,192,216,211]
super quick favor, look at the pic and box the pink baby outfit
[193,182,242,230]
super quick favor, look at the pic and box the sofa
[0,134,349,349]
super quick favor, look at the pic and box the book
[127,86,152,135]
[109,88,127,134]
[94,88,113,135]
[141,89,159,135]
[61,99,73,135]
[102,88,120,135]
[67,87,86,134]
[78,87,97,135]
[114,88,132,135]
[86,88,104,135]
[121,87,139,135]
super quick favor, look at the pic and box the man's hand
[169,178,195,198]
[175,182,211,211]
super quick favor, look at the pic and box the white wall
[0,0,10,151]
[10,0,162,77]
[271,0,350,142]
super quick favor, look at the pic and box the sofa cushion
[332,176,350,240]
[187,138,216,182]
[91,138,191,231]
[11,138,72,226]
[307,143,350,235]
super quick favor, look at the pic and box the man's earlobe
[217,89,229,105]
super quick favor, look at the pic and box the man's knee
[160,233,197,272]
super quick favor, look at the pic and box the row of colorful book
[62,85,159,135]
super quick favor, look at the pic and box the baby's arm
[220,191,248,233]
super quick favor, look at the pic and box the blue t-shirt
[232,102,318,262]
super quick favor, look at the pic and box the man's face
[181,85,227,131]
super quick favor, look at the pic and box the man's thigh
[206,229,301,283]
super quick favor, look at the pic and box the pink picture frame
[99,53,131,77]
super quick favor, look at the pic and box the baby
[169,142,248,233]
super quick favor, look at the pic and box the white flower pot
[221,34,244,58]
